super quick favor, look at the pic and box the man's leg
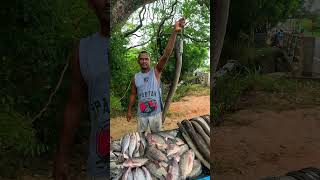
[137,116,149,132]
[149,112,162,133]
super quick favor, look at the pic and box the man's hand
[127,111,132,122]
[174,17,186,32]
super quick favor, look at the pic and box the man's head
[138,51,151,71]
[87,0,110,26]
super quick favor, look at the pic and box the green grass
[213,69,320,113]
[171,83,210,102]
[301,18,320,37]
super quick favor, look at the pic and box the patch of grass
[171,83,209,102]
[214,68,320,114]
[166,111,185,118]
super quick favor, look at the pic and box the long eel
[182,120,210,160]
[162,34,183,123]
[178,122,210,169]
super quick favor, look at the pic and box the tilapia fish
[121,134,131,155]
[188,160,202,178]
[139,132,147,156]
[123,158,149,167]
[127,168,134,180]
[180,150,195,178]
[145,161,167,179]
[134,167,146,180]
[128,133,137,158]
[121,167,132,180]
[167,144,181,156]
[146,146,168,162]
[142,166,152,180]
[146,133,166,146]
[134,132,141,154]
[166,159,180,180]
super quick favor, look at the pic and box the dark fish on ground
[200,115,210,125]
[182,120,210,160]
[191,120,210,146]
[178,122,210,169]
[191,117,210,135]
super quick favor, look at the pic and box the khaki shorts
[137,112,162,133]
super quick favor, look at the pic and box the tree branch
[126,38,152,50]
[183,34,209,43]
[123,5,147,37]
[156,0,178,56]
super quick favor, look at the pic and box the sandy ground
[111,95,210,140]
[212,107,320,179]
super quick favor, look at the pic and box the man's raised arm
[155,18,185,77]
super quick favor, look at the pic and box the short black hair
[138,50,150,59]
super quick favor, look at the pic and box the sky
[122,0,210,66]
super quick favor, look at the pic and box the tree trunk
[210,0,230,176]
[111,0,157,30]
[210,0,231,76]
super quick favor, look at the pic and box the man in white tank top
[127,18,185,133]
[54,0,110,180]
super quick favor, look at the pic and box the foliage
[171,83,209,102]
[1,0,99,163]
[111,0,210,113]
[226,0,304,39]
[214,67,320,113]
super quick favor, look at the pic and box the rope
[31,58,70,122]
[118,80,132,102]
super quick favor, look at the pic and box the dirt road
[111,95,210,140]
[213,107,320,179]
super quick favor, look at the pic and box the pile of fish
[110,130,203,179]
[177,115,210,169]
